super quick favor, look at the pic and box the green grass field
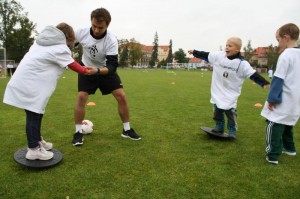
[0,69,299,199]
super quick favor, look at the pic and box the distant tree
[118,39,128,54]
[166,39,173,63]
[149,32,158,67]
[118,38,142,68]
[119,47,129,67]
[0,0,36,62]
[149,60,155,67]
[6,17,35,62]
[266,44,279,70]
[157,59,167,68]
[118,39,129,67]
[128,38,142,67]
[243,40,253,62]
[174,48,188,63]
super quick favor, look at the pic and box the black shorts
[78,73,123,95]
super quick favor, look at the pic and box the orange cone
[87,102,96,106]
[254,103,262,107]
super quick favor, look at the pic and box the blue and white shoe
[282,148,296,156]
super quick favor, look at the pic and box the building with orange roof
[139,45,170,67]
[250,47,269,66]
[187,57,210,69]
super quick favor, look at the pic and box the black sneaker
[72,132,84,146]
[121,128,141,141]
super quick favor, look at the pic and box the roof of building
[141,45,169,53]
[188,57,202,63]
[253,47,269,57]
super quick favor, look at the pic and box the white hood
[36,26,66,46]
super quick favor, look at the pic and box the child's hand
[267,102,276,111]
[263,84,270,89]
[85,66,97,75]
[188,50,194,55]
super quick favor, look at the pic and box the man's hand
[267,102,276,111]
[85,66,98,75]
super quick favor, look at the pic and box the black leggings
[25,110,43,148]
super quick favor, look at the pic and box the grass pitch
[0,69,299,198]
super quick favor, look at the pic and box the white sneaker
[26,147,54,160]
[40,136,53,150]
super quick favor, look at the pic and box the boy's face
[91,18,108,37]
[66,30,75,49]
[225,39,240,56]
[276,30,288,53]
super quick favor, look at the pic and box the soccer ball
[82,120,94,134]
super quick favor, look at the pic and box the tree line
[0,0,36,63]
[1,0,299,69]
[118,32,189,68]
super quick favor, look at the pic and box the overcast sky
[18,0,300,54]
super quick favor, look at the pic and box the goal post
[0,48,7,78]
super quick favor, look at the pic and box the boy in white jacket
[261,23,300,165]
[188,37,269,139]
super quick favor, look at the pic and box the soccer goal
[0,48,7,78]
[166,63,188,69]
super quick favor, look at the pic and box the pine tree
[149,32,159,67]
[166,39,173,63]
[243,40,253,62]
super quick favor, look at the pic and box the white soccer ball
[82,120,94,134]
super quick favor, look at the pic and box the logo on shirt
[88,45,98,58]
[223,65,237,72]
[223,71,229,78]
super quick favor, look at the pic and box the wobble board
[200,126,233,140]
[14,147,63,168]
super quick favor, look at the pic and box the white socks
[123,122,130,131]
[76,123,130,132]
[76,124,82,133]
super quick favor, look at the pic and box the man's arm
[100,55,118,75]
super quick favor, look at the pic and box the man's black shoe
[121,128,141,140]
[72,132,84,146]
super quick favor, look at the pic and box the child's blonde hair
[227,37,242,50]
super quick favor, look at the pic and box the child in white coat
[3,23,97,160]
